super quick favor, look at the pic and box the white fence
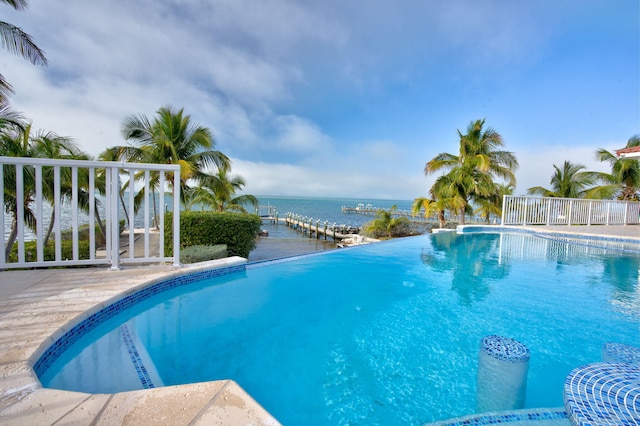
[1,157,181,270]
[501,196,640,226]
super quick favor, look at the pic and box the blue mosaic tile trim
[120,324,154,389]
[564,362,640,426]
[481,335,530,363]
[536,235,640,254]
[458,225,640,246]
[33,264,246,377]
[603,342,640,364]
[431,408,568,425]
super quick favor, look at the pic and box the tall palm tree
[0,121,86,259]
[583,135,640,201]
[114,106,230,225]
[32,129,90,244]
[527,161,595,198]
[0,0,47,102]
[425,119,518,224]
[189,167,258,213]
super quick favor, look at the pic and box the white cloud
[513,145,611,196]
[233,158,425,199]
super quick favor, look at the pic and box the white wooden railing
[501,195,640,226]
[0,157,181,270]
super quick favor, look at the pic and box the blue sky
[3,0,639,199]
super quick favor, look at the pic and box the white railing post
[89,167,95,261]
[173,170,181,268]
[0,164,4,269]
[568,199,573,225]
[72,166,79,261]
[158,171,165,259]
[16,164,24,264]
[35,165,43,263]
[54,166,61,262]
[110,166,121,270]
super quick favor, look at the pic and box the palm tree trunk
[438,210,446,228]
[44,209,55,245]
[152,190,158,230]
[119,191,130,228]
[95,205,106,241]
[459,208,465,225]
[4,218,18,262]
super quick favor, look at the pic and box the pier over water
[283,213,360,241]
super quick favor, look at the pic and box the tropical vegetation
[585,135,640,201]
[186,166,258,213]
[0,118,92,260]
[0,0,47,103]
[106,105,230,226]
[527,161,595,198]
[364,205,410,238]
[421,119,518,225]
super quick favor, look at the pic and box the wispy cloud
[1,0,636,199]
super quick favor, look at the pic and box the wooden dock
[283,213,360,240]
[342,203,433,222]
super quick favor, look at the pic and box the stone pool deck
[0,258,281,425]
[0,224,637,425]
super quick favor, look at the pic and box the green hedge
[7,239,92,263]
[165,211,261,258]
[180,244,228,264]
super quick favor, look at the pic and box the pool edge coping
[0,256,281,425]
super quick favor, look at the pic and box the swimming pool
[36,232,640,424]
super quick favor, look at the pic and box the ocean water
[3,195,413,241]
[249,196,416,261]
[255,195,414,227]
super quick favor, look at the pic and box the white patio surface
[0,224,637,425]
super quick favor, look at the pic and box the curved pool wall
[33,263,248,378]
[0,257,281,425]
[21,227,640,424]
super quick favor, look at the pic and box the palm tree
[475,183,514,223]
[0,121,87,259]
[33,129,90,244]
[527,161,595,198]
[365,205,408,238]
[189,167,258,213]
[583,135,640,201]
[114,105,231,225]
[411,179,464,228]
[425,119,518,224]
[0,0,47,102]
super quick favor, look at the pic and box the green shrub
[165,211,261,258]
[180,244,228,264]
[8,239,92,263]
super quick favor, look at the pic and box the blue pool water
[38,232,640,424]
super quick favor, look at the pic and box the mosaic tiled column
[564,362,640,425]
[602,342,640,364]
[476,335,530,412]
